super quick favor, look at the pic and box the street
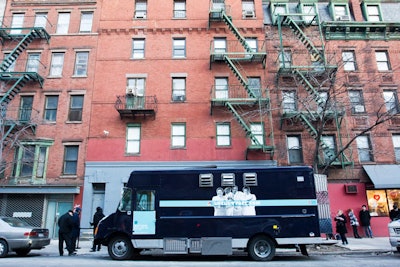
[0,240,399,267]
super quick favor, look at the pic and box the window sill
[60,175,78,179]
[66,121,82,124]
[47,75,63,79]
[71,75,88,78]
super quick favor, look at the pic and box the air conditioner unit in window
[173,95,185,102]
[345,184,358,194]
[243,10,255,18]
[135,13,147,19]
[338,15,350,21]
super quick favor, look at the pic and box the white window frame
[216,123,231,147]
[132,38,145,59]
[34,12,47,28]
[10,13,24,34]
[56,12,70,34]
[282,91,296,113]
[383,91,399,115]
[173,0,186,18]
[287,135,303,164]
[173,38,186,58]
[79,11,94,33]
[74,51,89,76]
[214,38,227,54]
[365,4,381,22]
[356,135,373,162]
[172,77,186,102]
[349,90,365,114]
[49,52,65,77]
[127,124,141,154]
[26,53,41,72]
[321,135,336,161]
[135,0,147,19]
[250,123,264,146]
[215,77,228,99]
[171,123,186,148]
[242,0,255,18]
[342,51,356,71]
[375,51,390,71]
[392,135,400,162]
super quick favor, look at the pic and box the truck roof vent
[221,173,235,186]
[199,173,213,187]
[243,173,258,186]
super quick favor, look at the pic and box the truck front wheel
[108,235,133,260]
[248,236,275,261]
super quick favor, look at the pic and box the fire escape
[209,1,274,159]
[0,19,51,144]
[274,3,352,168]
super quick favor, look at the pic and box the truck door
[133,190,156,235]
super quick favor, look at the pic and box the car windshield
[1,217,31,228]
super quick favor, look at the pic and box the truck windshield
[118,187,132,212]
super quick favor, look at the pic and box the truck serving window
[136,190,155,211]
[118,187,132,212]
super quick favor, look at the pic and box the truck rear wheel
[248,236,275,261]
[108,236,133,260]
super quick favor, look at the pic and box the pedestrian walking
[335,209,348,245]
[347,208,361,238]
[58,210,76,256]
[90,207,105,252]
[71,207,81,251]
[359,204,373,238]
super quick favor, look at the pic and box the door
[46,201,72,238]
[133,190,156,235]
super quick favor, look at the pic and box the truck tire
[247,236,275,261]
[108,236,133,260]
[0,239,8,258]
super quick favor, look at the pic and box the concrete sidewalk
[334,237,395,252]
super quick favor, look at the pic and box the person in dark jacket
[389,204,400,221]
[359,204,373,238]
[58,210,75,256]
[335,209,348,245]
[90,207,105,252]
[71,207,81,251]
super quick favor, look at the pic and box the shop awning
[363,165,400,189]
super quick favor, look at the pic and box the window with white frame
[349,90,365,114]
[34,12,47,28]
[173,38,186,58]
[80,11,93,33]
[333,4,350,21]
[242,0,255,18]
[127,78,145,96]
[245,37,257,53]
[10,13,24,34]
[216,123,231,147]
[135,0,147,19]
[172,77,186,102]
[68,95,84,121]
[127,124,141,154]
[132,39,145,59]
[174,0,186,18]
[375,51,390,71]
[356,135,373,162]
[212,0,225,11]
[365,4,381,22]
[321,135,336,161]
[74,51,89,76]
[392,134,400,162]
[301,3,316,24]
[63,145,79,175]
[383,91,399,115]
[279,49,292,68]
[271,3,287,24]
[214,38,227,54]
[26,53,40,72]
[56,12,70,34]
[250,123,264,146]
[287,135,303,164]
[44,95,58,122]
[49,52,64,76]
[19,96,33,122]
[342,51,357,71]
[171,123,186,148]
[215,77,228,99]
[282,91,297,113]
[317,91,329,113]
[248,77,261,98]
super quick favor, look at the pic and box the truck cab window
[136,190,155,211]
[118,187,132,212]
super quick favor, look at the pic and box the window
[174,0,186,18]
[44,95,58,121]
[248,77,261,98]
[365,4,381,22]
[215,77,228,99]
[214,38,227,54]
[136,190,155,211]
[375,51,390,71]
[282,91,297,113]
[392,135,400,162]
[311,50,324,71]
[68,95,84,121]
[172,77,186,102]
[173,38,186,58]
[171,123,186,148]
[317,91,329,113]
[135,0,147,19]
[279,49,292,68]
[132,39,145,59]
[49,52,64,76]
[250,123,264,146]
[287,136,303,164]
[212,0,225,11]
[271,3,287,24]
[349,90,365,114]
[245,37,258,54]
[127,124,141,154]
[356,135,373,162]
[79,11,93,33]
[10,13,24,34]
[127,78,145,108]
[342,51,357,71]
[242,0,255,18]
[19,96,33,122]
[301,3,316,24]
[14,143,51,179]
[26,53,40,72]
[383,91,399,115]
[63,145,79,175]
[216,123,231,147]
[34,12,47,28]
[321,135,336,161]
[74,51,89,76]
[56,12,70,34]
[333,4,350,21]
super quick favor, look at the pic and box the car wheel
[108,235,133,260]
[247,235,275,261]
[15,248,31,257]
[0,239,8,258]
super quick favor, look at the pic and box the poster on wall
[366,190,389,217]
[387,189,400,210]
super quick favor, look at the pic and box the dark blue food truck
[94,166,334,261]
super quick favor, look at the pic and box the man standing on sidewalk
[359,205,373,238]
[58,210,76,256]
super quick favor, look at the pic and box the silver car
[0,216,50,257]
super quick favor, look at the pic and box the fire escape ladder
[225,102,261,147]
[224,56,257,98]
[0,75,31,106]
[220,11,253,53]
[283,16,324,65]
[292,69,325,109]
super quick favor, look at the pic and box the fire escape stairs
[224,56,257,99]
[220,11,254,54]
[292,69,326,110]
